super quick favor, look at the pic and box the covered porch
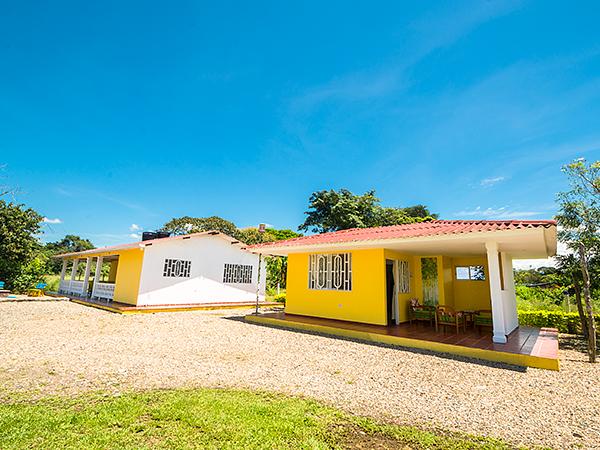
[57,254,120,302]
[386,241,519,345]
[246,311,560,370]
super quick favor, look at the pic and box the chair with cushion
[473,310,493,333]
[408,298,436,326]
[435,306,466,333]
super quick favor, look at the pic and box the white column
[92,256,103,298]
[59,259,68,281]
[70,259,78,281]
[486,241,507,344]
[82,257,92,298]
[501,252,519,334]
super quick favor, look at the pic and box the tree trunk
[579,244,597,363]
[572,275,588,339]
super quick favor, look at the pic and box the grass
[43,274,61,292]
[0,388,514,449]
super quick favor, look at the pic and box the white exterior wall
[136,235,265,306]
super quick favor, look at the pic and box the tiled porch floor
[246,312,560,370]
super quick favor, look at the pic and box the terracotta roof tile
[249,220,556,250]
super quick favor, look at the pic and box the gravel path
[1,301,599,449]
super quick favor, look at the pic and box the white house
[56,231,266,308]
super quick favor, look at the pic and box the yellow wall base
[70,298,280,315]
[245,314,560,371]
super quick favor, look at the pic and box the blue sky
[1,0,599,247]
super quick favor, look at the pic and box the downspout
[255,253,262,315]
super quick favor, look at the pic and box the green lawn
[0,388,513,449]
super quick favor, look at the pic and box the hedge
[518,310,600,334]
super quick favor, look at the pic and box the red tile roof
[249,220,556,250]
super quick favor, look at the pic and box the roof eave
[249,227,555,256]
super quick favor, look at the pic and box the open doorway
[385,259,394,325]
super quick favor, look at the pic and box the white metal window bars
[163,259,192,278]
[223,263,253,284]
[398,260,410,294]
[308,253,352,291]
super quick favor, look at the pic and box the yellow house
[250,220,557,345]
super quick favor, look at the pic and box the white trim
[251,227,554,256]
[54,231,245,259]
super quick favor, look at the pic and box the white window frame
[308,253,352,291]
[398,260,410,294]
[455,265,486,281]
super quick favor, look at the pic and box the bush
[11,256,47,294]
[518,310,600,334]
[273,293,286,304]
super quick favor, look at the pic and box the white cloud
[480,176,505,187]
[454,206,542,219]
[129,223,141,231]
[42,217,62,224]
[129,233,141,239]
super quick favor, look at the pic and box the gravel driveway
[1,301,599,449]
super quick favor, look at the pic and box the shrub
[518,310,600,334]
[11,256,47,294]
[273,293,286,304]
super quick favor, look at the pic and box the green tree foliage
[0,200,43,290]
[44,235,95,273]
[298,189,436,233]
[159,215,302,292]
[11,256,47,293]
[161,216,239,237]
[236,227,302,292]
[556,158,600,362]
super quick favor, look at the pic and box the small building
[247,220,560,370]
[56,231,265,309]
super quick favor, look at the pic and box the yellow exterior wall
[383,250,417,323]
[113,249,144,305]
[452,257,491,311]
[442,256,455,309]
[285,249,493,325]
[286,249,387,325]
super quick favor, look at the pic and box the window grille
[308,253,352,291]
[223,263,253,284]
[398,260,410,293]
[163,259,191,278]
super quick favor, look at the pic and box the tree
[237,227,302,292]
[556,158,600,363]
[161,216,239,238]
[0,200,43,290]
[401,204,439,219]
[160,215,302,293]
[44,235,95,273]
[298,189,436,233]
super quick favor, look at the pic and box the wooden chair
[408,298,436,326]
[473,310,493,333]
[435,306,466,333]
